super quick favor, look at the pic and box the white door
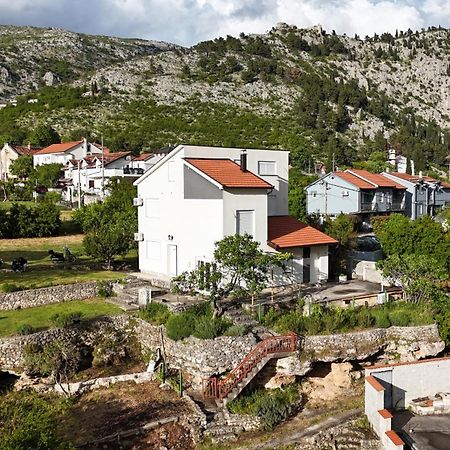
[167,244,178,276]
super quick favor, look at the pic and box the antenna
[101,134,105,198]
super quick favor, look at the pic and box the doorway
[167,244,178,276]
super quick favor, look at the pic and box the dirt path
[236,408,363,450]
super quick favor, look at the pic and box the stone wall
[276,325,445,376]
[0,316,129,370]
[0,282,99,311]
[0,313,444,390]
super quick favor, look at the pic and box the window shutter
[236,210,254,236]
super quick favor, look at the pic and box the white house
[388,148,415,174]
[0,143,43,180]
[134,144,337,286]
[33,138,104,167]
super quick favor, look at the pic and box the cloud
[0,0,444,46]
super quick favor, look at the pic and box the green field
[0,298,121,337]
[0,234,136,291]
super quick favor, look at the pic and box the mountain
[1,23,450,177]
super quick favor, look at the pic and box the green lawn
[0,298,121,337]
[0,201,36,209]
[0,234,137,291]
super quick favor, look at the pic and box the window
[236,210,254,236]
[303,247,311,259]
[146,240,161,260]
[88,180,95,189]
[258,161,276,176]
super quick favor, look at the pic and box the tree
[377,254,447,303]
[31,163,63,187]
[28,125,61,147]
[75,178,137,269]
[9,155,33,179]
[324,213,357,275]
[172,234,291,315]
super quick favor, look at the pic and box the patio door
[167,244,178,276]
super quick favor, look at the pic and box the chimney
[27,142,31,151]
[240,149,247,172]
[419,170,423,179]
[83,137,88,157]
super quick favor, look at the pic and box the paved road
[237,408,364,450]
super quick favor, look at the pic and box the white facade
[135,145,333,285]
[33,139,104,167]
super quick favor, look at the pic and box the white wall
[368,358,450,410]
[311,245,329,283]
[137,147,224,277]
[34,152,73,167]
[183,145,289,216]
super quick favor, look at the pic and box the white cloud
[0,0,443,45]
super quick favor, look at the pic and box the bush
[96,281,114,298]
[227,385,300,430]
[50,311,83,328]
[388,309,411,327]
[166,313,196,341]
[374,310,391,328]
[1,283,22,293]
[17,324,36,335]
[0,390,72,450]
[193,316,230,340]
[139,302,171,325]
[223,324,248,336]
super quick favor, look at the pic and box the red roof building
[35,140,83,155]
[268,216,337,249]
[184,158,272,189]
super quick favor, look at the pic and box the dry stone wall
[0,282,98,310]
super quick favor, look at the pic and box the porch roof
[268,216,337,249]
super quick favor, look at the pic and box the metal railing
[202,333,298,400]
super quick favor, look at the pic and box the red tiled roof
[365,375,384,392]
[185,158,272,189]
[35,140,83,155]
[335,171,377,190]
[378,409,393,419]
[11,145,43,156]
[268,216,338,249]
[385,430,405,446]
[103,151,131,166]
[347,169,406,189]
[133,153,154,161]
[390,172,450,189]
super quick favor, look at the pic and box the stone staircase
[204,408,262,443]
[223,306,274,339]
[106,278,166,311]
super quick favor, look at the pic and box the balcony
[360,202,376,212]
[390,201,405,211]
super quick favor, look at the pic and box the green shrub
[388,309,411,327]
[374,310,391,328]
[96,281,114,298]
[227,385,300,430]
[223,324,248,336]
[1,283,22,293]
[49,311,83,328]
[166,313,196,341]
[193,316,230,339]
[139,302,171,325]
[16,324,35,335]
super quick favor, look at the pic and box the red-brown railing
[202,333,297,401]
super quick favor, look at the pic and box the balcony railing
[360,202,375,212]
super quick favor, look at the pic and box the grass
[0,298,121,337]
[0,234,136,290]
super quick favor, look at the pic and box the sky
[0,0,449,46]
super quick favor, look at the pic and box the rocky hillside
[1,23,450,174]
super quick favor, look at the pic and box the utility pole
[77,160,81,209]
[332,153,336,172]
[101,134,105,198]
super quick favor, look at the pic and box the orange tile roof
[335,171,377,190]
[268,216,338,249]
[11,145,43,156]
[133,153,154,161]
[35,140,83,155]
[390,172,450,189]
[378,409,393,419]
[385,430,405,446]
[365,375,384,392]
[347,169,406,189]
[185,158,272,189]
